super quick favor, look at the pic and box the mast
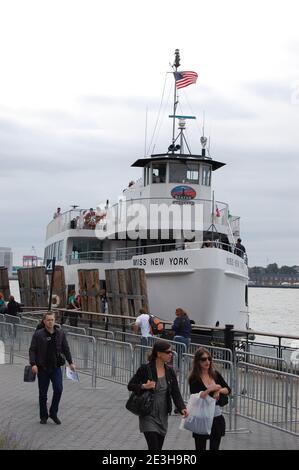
[172,49,180,147]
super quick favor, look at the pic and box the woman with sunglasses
[128,340,188,450]
[188,347,231,450]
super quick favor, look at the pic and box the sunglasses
[163,350,173,354]
[200,356,212,362]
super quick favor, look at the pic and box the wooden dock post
[0,267,10,301]
[18,267,48,307]
[48,265,67,308]
[105,268,150,323]
[78,269,102,313]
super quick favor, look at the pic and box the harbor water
[8,280,299,341]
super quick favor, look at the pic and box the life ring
[84,210,106,228]
[51,294,60,308]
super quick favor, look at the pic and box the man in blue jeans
[29,312,76,424]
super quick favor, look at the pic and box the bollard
[224,324,234,352]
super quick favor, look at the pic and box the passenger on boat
[53,207,61,219]
[188,347,231,451]
[235,238,246,258]
[202,239,214,248]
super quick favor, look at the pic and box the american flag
[174,71,198,89]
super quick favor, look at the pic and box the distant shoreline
[249,285,299,289]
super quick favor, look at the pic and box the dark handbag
[24,365,36,382]
[126,366,154,416]
[217,393,229,407]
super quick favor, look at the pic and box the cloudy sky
[0,0,298,267]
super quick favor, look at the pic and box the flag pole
[172,49,180,148]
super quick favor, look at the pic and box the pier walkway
[0,358,298,450]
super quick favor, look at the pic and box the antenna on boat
[171,49,180,147]
[168,49,196,156]
[144,106,148,157]
[200,111,208,157]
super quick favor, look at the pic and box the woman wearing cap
[128,340,188,450]
[188,347,231,450]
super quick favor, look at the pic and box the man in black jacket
[29,311,76,424]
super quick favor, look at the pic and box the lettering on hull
[133,257,189,267]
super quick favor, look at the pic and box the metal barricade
[13,324,36,362]
[0,313,5,322]
[20,317,39,328]
[62,324,87,335]
[114,330,143,345]
[189,342,233,362]
[95,337,133,386]
[88,327,114,340]
[236,361,299,435]
[66,333,96,386]
[235,350,289,372]
[0,322,14,363]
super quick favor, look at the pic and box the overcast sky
[0,0,298,267]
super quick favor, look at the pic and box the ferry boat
[44,50,249,329]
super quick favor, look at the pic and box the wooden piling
[49,265,67,308]
[78,269,101,313]
[18,267,48,307]
[105,268,149,321]
[0,267,10,301]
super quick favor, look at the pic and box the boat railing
[66,241,248,265]
[46,198,239,239]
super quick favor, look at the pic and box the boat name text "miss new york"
[133,257,189,266]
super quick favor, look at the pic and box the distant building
[0,247,13,276]
[23,255,38,267]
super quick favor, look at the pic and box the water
[9,281,299,339]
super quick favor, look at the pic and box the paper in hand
[66,366,79,382]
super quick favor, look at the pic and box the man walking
[29,311,76,424]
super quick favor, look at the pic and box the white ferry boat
[44,51,249,329]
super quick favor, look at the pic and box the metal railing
[1,317,299,436]
[66,240,248,265]
[236,362,299,435]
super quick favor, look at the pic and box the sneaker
[40,418,48,424]
[49,414,61,425]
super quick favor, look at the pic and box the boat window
[169,162,199,184]
[57,240,64,261]
[202,164,211,186]
[152,163,166,183]
[71,238,103,256]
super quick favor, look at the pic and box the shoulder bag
[126,366,154,416]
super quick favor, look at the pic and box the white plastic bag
[182,392,216,435]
